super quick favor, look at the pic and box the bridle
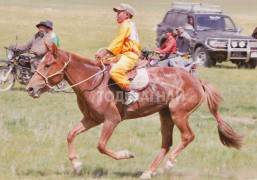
[35,55,106,91]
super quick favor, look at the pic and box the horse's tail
[200,80,243,150]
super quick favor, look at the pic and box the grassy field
[0,0,257,179]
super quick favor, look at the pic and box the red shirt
[158,36,177,54]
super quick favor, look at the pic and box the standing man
[96,3,141,105]
[17,21,52,73]
[176,26,191,57]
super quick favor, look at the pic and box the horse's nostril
[27,87,34,92]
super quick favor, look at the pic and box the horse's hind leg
[140,108,174,179]
[164,109,194,172]
[67,118,100,174]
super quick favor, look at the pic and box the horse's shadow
[213,64,237,69]
[113,171,143,178]
[11,86,27,91]
[71,166,143,178]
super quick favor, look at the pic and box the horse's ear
[44,38,58,57]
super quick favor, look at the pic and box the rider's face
[165,32,172,38]
[116,10,129,24]
[38,26,48,34]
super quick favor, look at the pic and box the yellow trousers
[110,52,138,91]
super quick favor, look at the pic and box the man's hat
[113,3,135,17]
[45,20,53,30]
[36,20,53,29]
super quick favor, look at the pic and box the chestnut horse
[26,43,242,179]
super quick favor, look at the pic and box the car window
[163,13,188,28]
[224,17,236,31]
[175,14,187,27]
[196,15,236,31]
[163,13,177,26]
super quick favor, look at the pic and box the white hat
[113,3,135,17]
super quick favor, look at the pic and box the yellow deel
[107,19,141,90]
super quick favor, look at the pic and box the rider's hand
[95,49,108,60]
[95,54,101,60]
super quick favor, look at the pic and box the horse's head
[26,41,68,98]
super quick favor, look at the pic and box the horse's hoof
[126,150,135,158]
[118,150,135,159]
[140,172,152,179]
[164,160,175,173]
[72,161,82,174]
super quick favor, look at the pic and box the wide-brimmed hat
[36,21,52,29]
[113,3,135,17]
[45,20,53,30]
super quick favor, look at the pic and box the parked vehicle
[156,2,257,68]
[0,46,34,91]
[0,46,67,91]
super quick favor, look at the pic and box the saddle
[110,60,150,91]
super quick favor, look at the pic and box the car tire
[245,59,257,69]
[193,47,213,67]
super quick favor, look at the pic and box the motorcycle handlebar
[4,46,28,54]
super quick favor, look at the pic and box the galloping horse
[26,42,242,179]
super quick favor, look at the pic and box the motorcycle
[0,46,69,92]
[140,49,198,76]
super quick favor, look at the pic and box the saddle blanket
[130,68,149,91]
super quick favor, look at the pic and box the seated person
[17,21,52,73]
[155,27,177,57]
[95,3,141,105]
[175,26,191,57]
[185,16,194,30]
[153,27,177,66]
[167,26,193,68]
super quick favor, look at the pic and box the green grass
[0,0,257,179]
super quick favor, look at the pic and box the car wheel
[193,47,213,67]
[245,59,257,69]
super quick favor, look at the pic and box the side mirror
[16,35,18,47]
[237,27,242,33]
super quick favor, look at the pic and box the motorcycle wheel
[0,66,16,91]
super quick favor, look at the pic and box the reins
[35,55,106,91]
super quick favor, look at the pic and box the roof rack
[171,2,222,14]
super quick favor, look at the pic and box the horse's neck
[63,53,105,91]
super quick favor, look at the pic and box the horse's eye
[45,64,51,68]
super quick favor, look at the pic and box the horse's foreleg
[140,108,174,180]
[97,119,134,160]
[67,118,100,174]
[165,110,194,173]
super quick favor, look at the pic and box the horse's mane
[58,49,96,66]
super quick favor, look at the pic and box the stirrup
[125,90,139,105]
